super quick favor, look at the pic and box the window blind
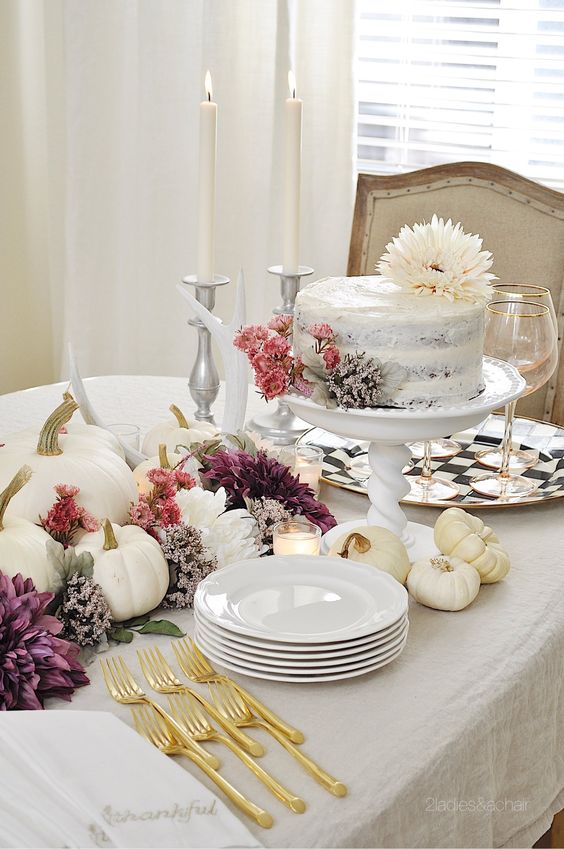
[357,0,564,188]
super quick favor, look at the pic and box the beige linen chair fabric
[348,162,564,425]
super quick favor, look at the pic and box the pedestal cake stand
[284,357,525,561]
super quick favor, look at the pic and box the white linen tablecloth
[1,376,563,849]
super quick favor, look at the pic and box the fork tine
[168,694,199,736]
[209,681,235,720]
[110,656,129,696]
[100,659,120,699]
[173,638,200,679]
[137,648,157,689]
[190,638,215,674]
[154,646,180,684]
[118,656,143,695]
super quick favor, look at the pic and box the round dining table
[1,375,563,849]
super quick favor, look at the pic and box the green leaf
[137,620,185,637]
[46,540,94,594]
[121,614,151,629]
[109,627,134,643]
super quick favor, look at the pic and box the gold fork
[100,656,218,769]
[209,680,347,797]
[131,705,273,829]
[167,692,306,813]
[136,646,264,757]
[172,637,305,744]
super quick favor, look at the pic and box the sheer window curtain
[0,0,356,395]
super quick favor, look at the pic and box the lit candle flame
[288,70,296,99]
[205,70,213,102]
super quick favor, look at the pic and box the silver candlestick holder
[247,264,314,445]
[182,273,230,424]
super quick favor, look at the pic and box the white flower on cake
[175,486,260,566]
[377,215,495,303]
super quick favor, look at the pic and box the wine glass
[405,438,460,503]
[471,300,557,498]
[475,283,557,472]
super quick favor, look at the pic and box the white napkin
[0,710,262,848]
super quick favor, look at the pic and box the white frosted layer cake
[293,275,485,408]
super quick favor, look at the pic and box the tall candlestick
[197,71,217,284]
[283,70,302,274]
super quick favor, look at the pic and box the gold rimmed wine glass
[476,283,558,472]
[471,300,557,499]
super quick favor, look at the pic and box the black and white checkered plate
[299,414,564,509]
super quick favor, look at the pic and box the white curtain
[0,0,356,394]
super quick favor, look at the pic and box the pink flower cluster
[234,317,293,401]
[128,466,196,539]
[40,485,100,548]
[234,316,341,402]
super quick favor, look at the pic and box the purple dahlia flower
[204,449,337,534]
[0,572,89,711]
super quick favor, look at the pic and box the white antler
[176,269,249,434]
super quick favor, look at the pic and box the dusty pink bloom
[267,314,293,336]
[234,324,270,353]
[293,375,314,397]
[43,497,80,534]
[54,484,79,499]
[129,496,154,531]
[175,470,196,490]
[263,335,291,358]
[257,368,289,401]
[323,346,341,370]
[251,352,272,376]
[306,322,334,340]
[147,467,177,499]
[159,498,181,527]
[79,509,100,533]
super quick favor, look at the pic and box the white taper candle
[283,70,302,274]
[197,70,217,284]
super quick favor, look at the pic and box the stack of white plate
[194,555,409,683]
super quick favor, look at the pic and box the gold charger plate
[298,413,564,509]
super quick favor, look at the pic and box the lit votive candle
[293,445,324,495]
[272,519,321,556]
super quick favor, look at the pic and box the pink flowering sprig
[40,485,100,549]
[128,466,196,539]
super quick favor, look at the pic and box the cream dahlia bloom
[377,215,495,303]
[175,486,260,566]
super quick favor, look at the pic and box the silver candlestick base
[182,273,230,424]
[247,264,314,445]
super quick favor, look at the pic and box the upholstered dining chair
[347,162,564,425]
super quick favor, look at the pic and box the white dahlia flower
[175,486,260,567]
[377,215,495,303]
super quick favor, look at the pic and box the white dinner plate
[194,604,408,652]
[194,608,409,661]
[195,618,409,668]
[194,555,408,643]
[192,633,408,683]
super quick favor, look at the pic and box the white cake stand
[284,357,525,561]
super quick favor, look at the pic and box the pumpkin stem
[337,532,372,559]
[102,518,119,550]
[430,556,454,572]
[36,396,79,456]
[169,404,189,429]
[0,465,32,531]
[158,443,171,469]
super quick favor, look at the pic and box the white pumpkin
[329,526,410,584]
[75,519,169,621]
[434,507,510,584]
[0,396,137,525]
[0,465,57,592]
[133,443,197,495]
[142,404,218,456]
[65,421,125,459]
[407,555,480,611]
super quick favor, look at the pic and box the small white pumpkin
[142,404,218,456]
[65,421,125,460]
[0,396,138,525]
[407,555,480,611]
[0,465,57,592]
[75,519,169,621]
[434,507,510,584]
[328,525,410,584]
[133,444,197,495]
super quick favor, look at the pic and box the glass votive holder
[280,444,324,495]
[106,423,141,450]
[272,519,322,557]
